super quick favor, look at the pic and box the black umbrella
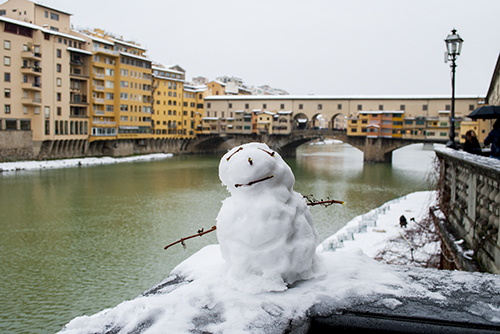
[467,105,500,119]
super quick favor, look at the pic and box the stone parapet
[435,147,500,274]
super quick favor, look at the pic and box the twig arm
[164,225,217,250]
[307,199,345,206]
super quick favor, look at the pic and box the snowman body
[216,142,319,293]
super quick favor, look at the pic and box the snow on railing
[435,147,500,274]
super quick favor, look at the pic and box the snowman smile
[234,175,274,188]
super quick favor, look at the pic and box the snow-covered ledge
[435,147,500,274]
[59,245,500,333]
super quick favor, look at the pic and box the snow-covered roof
[34,1,72,15]
[205,94,482,101]
[67,47,92,55]
[82,33,115,46]
[111,38,147,51]
[0,15,39,30]
[119,51,150,62]
[0,16,85,42]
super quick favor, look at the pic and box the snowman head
[219,143,295,195]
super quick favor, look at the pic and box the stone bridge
[185,130,448,163]
[27,131,448,163]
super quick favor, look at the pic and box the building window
[57,107,61,116]
[56,92,61,101]
[4,88,10,98]
[4,56,10,66]
[445,105,451,111]
[6,119,16,130]
[338,104,342,110]
[57,49,61,58]
[50,12,59,21]
[4,40,10,49]
[400,105,405,111]
[5,104,11,114]
[57,78,61,86]
[263,104,267,109]
[379,105,384,111]
[20,119,30,130]
[423,104,428,111]
[299,104,303,110]
[56,64,61,72]
[357,104,362,111]
[318,104,322,110]
[469,104,475,111]
[245,103,249,109]
[4,72,10,82]
[45,120,50,135]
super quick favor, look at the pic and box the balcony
[20,66,42,76]
[94,86,105,91]
[21,97,42,106]
[92,46,119,56]
[21,82,41,91]
[93,98,105,104]
[70,94,88,105]
[70,58,84,66]
[94,73,105,79]
[21,50,41,60]
[93,120,117,125]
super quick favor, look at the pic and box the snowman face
[219,143,294,194]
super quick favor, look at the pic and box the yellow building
[152,64,186,138]
[183,82,206,136]
[80,29,153,143]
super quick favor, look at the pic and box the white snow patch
[0,153,173,173]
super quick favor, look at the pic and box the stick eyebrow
[258,148,275,157]
[226,147,243,161]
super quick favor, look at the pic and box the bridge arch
[330,113,347,131]
[294,113,309,130]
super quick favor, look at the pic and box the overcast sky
[32,0,500,96]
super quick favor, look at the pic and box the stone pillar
[363,137,393,163]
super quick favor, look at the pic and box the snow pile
[318,191,441,267]
[59,241,500,334]
[309,139,342,145]
[217,143,320,293]
[0,153,173,173]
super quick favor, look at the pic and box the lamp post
[444,28,464,149]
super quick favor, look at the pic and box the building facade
[1,0,90,157]
[205,95,484,141]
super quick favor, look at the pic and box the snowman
[216,142,320,293]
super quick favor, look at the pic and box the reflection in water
[0,143,436,333]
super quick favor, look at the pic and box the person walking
[484,120,500,160]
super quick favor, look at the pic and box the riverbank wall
[0,131,35,162]
[0,138,200,162]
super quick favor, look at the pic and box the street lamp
[444,28,464,149]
